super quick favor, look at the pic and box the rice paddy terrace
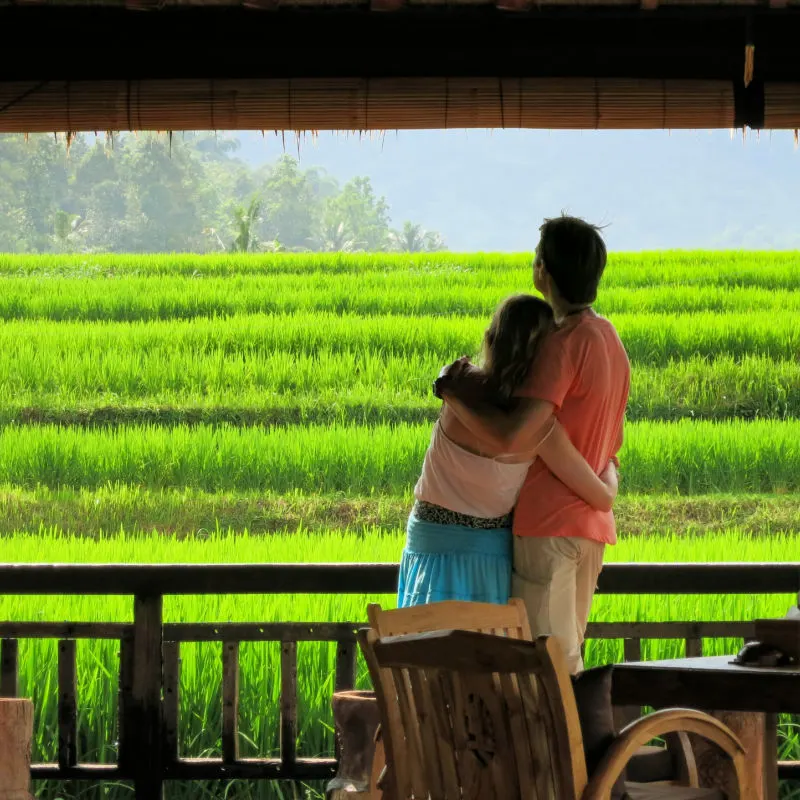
[0,251,798,798]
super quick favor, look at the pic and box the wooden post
[613,638,642,731]
[0,698,33,799]
[131,594,164,799]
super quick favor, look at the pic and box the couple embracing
[398,215,630,675]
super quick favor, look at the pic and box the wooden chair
[328,601,532,799]
[361,600,531,798]
[362,601,692,797]
[362,628,753,800]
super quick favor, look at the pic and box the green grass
[1,250,799,287]
[0,352,797,426]
[0,487,799,538]
[0,311,796,364]
[0,275,799,321]
[0,312,797,432]
[0,420,795,494]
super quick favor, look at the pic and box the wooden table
[613,655,800,800]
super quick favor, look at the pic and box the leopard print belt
[412,500,513,530]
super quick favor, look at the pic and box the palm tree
[314,221,360,253]
[202,227,227,252]
[390,222,426,253]
[389,222,446,253]
[229,196,262,253]
[53,210,83,252]
[423,230,446,252]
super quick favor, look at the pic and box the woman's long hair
[481,294,554,403]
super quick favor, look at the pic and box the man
[437,215,630,673]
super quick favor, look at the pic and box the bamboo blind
[764,83,800,128]
[0,77,792,132]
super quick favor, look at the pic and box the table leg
[690,711,766,800]
[763,713,779,800]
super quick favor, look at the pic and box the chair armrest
[582,708,749,800]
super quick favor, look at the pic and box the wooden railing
[0,562,798,796]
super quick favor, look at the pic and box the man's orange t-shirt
[513,310,630,545]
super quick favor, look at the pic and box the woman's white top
[414,419,538,519]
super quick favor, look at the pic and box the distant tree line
[0,133,446,254]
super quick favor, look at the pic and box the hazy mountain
[232,129,800,252]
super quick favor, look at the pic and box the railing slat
[586,620,752,639]
[163,641,181,765]
[685,637,703,658]
[38,756,800,784]
[142,756,338,781]
[623,637,642,663]
[0,562,796,596]
[0,622,129,639]
[164,622,359,643]
[0,619,754,643]
[333,639,357,762]
[334,640,357,693]
[222,641,239,764]
[58,639,78,769]
[280,641,298,773]
[117,633,135,776]
[1,638,18,698]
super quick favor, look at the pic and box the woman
[398,294,617,607]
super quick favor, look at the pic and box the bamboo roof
[2,0,795,7]
[2,0,800,131]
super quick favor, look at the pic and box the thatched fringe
[744,45,755,88]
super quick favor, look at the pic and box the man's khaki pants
[512,536,605,675]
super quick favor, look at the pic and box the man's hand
[433,356,484,401]
[599,459,620,503]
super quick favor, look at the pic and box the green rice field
[0,251,798,798]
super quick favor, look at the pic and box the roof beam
[496,0,532,12]
[370,0,407,11]
[2,6,800,84]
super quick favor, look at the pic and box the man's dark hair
[537,215,607,305]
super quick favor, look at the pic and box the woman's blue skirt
[397,514,512,608]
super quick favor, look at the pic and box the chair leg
[367,730,387,800]
[664,731,699,786]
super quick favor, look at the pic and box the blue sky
[233,129,800,251]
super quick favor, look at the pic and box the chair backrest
[365,600,532,798]
[361,628,588,800]
[367,598,532,640]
